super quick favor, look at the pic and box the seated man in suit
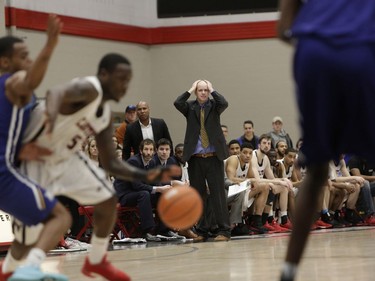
[122,101,173,160]
[114,139,174,241]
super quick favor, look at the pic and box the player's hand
[188,80,201,94]
[18,142,52,162]
[352,176,364,185]
[147,165,182,183]
[155,185,173,193]
[45,14,63,50]
[171,180,189,187]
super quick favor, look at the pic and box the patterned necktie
[200,108,209,148]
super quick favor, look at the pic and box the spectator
[269,116,293,149]
[115,105,137,146]
[174,79,231,242]
[221,124,229,144]
[237,120,259,150]
[122,101,173,160]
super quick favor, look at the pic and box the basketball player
[278,1,375,280]
[225,143,270,233]
[0,15,72,281]
[8,53,180,281]
[251,134,293,230]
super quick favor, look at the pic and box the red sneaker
[314,218,332,229]
[364,215,375,226]
[280,219,293,230]
[263,221,277,233]
[82,255,131,281]
[269,220,291,233]
[0,261,12,281]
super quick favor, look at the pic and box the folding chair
[76,204,140,241]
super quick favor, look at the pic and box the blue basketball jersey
[292,0,375,44]
[0,73,36,170]
[0,73,56,226]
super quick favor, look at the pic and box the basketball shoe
[82,255,131,281]
[0,261,12,281]
[269,220,291,232]
[8,265,68,281]
[280,219,293,230]
[313,218,332,229]
[364,215,375,226]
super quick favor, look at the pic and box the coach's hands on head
[188,80,201,94]
[203,80,214,93]
[146,165,182,183]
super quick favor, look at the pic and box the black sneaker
[249,222,269,234]
[334,210,352,227]
[345,209,365,226]
[321,213,345,228]
[231,224,249,236]
[280,274,294,281]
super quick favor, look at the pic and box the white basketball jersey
[253,150,266,179]
[277,158,294,179]
[235,156,250,179]
[21,76,114,204]
[24,76,111,163]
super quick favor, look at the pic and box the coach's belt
[193,152,216,158]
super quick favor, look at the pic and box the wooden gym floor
[2,227,375,281]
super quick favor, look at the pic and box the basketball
[157,186,203,229]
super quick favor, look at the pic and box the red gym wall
[5,7,276,45]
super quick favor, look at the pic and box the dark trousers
[356,180,375,216]
[188,156,231,237]
[57,196,85,237]
[119,191,168,234]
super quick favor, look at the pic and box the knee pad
[12,218,44,246]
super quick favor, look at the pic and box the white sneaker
[65,237,92,250]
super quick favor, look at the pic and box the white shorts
[21,151,115,205]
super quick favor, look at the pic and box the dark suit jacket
[122,118,173,160]
[174,91,229,162]
[152,155,179,184]
[114,154,156,199]
[152,155,178,167]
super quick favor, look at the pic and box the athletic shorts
[0,165,57,226]
[294,38,375,165]
[21,151,115,205]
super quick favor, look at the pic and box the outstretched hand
[18,142,52,162]
[46,14,63,49]
[146,165,182,183]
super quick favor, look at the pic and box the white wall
[6,1,301,145]
[150,39,299,144]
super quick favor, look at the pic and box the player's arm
[6,15,62,105]
[291,167,303,187]
[264,159,276,180]
[350,168,375,182]
[250,154,261,180]
[225,156,245,184]
[277,0,302,43]
[96,124,181,183]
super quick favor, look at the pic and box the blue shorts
[0,165,57,226]
[294,38,375,165]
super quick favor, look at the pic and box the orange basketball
[157,186,203,229]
